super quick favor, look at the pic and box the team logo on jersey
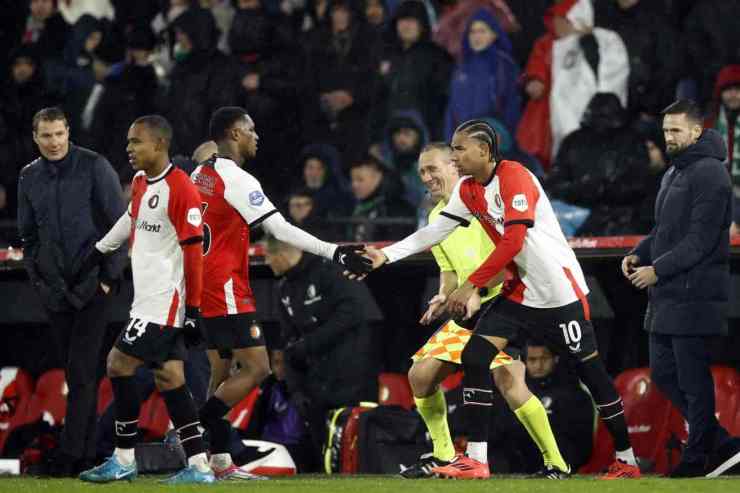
[304,284,323,305]
[187,207,202,227]
[250,322,262,340]
[511,194,528,212]
[148,194,159,209]
[249,190,265,206]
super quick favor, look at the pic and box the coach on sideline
[17,107,127,476]
[623,99,740,478]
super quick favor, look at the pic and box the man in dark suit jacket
[623,99,740,478]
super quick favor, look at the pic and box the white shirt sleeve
[261,212,338,259]
[381,178,471,263]
[96,210,132,253]
[221,166,279,226]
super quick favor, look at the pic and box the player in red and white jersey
[191,107,371,480]
[79,116,214,484]
[364,119,640,480]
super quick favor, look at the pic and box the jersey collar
[146,164,174,184]
[481,160,499,187]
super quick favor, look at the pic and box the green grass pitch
[0,475,737,493]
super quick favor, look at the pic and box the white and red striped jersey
[96,165,203,327]
[383,160,589,309]
[191,157,277,318]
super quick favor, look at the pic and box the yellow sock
[414,389,456,462]
[513,396,569,472]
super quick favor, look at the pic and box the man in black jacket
[17,107,126,475]
[265,235,378,470]
[623,99,740,478]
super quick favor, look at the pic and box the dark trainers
[532,465,571,479]
[668,459,706,478]
[706,438,740,478]
[400,453,451,479]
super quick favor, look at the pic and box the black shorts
[115,318,187,367]
[202,313,265,359]
[475,297,598,361]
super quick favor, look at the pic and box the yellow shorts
[412,320,514,369]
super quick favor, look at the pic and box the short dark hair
[661,99,704,125]
[454,119,500,161]
[287,188,315,201]
[420,141,452,154]
[349,154,385,173]
[133,115,173,145]
[32,107,68,132]
[209,106,249,142]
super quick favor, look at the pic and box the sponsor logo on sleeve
[511,194,528,212]
[187,207,202,227]
[249,190,265,206]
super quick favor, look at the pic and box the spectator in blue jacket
[624,100,740,478]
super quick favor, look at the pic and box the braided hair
[453,119,500,162]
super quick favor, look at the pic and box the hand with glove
[333,244,373,278]
[183,306,204,348]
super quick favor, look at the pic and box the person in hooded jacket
[295,143,353,218]
[167,7,241,157]
[378,0,452,141]
[624,99,740,478]
[705,65,740,188]
[444,9,520,140]
[382,110,429,209]
[544,92,650,236]
[1,44,59,216]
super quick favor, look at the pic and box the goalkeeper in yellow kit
[400,143,570,479]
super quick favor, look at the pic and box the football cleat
[79,456,137,483]
[399,453,451,479]
[214,463,269,481]
[160,465,216,484]
[431,454,490,479]
[600,459,641,480]
[532,464,571,479]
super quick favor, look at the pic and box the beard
[665,142,688,157]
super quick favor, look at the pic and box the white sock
[616,448,637,466]
[113,447,135,466]
[466,441,488,464]
[210,453,233,470]
[188,452,211,473]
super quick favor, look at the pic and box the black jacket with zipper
[17,144,127,312]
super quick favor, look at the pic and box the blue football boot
[160,465,216,484]
[79,456,137,483]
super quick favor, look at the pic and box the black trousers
[649,332,730,463]
[47,293,110,461]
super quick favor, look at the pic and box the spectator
[705,65,740,187]
[378,0,452,140]
[294,143,353,218]
[444,8,521,140]
[348,155,414,241]
[265,236,378,471]
[16,107,126,476]
[382,110,429,209]
[489,341,594,473]
[284,188,340,240]
[168,8,240,156]
[21,0,70,61]
[150,0,193,76]
[683,0,740,107]
[596,0,681,121]
[545,93,650,236]
[302,0,380,167]
[516,0,629,168]
[625,99,740,477]
[433,0,519,63]
[89,25,160,182]
[1,44,59,215]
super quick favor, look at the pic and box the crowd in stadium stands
[2,0,740,243]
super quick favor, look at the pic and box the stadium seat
[378,373,414,410]
[138,392,170,440]
[26,369,67,428]
[0,367,35,455]
[228,387,261,432]
[440,371,463,392]
[711,366,740,434]
[578,419,613,474]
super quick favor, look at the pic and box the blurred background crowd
[2,0,740,246]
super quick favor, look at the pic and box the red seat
[26,369,68,428]
[711,366,740,434]
[440,371,463,393]
[578,418,613,474]
[0,367,35,454]
[139,391,170,440]
[228,387,261,431]
[378,373,414,410]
